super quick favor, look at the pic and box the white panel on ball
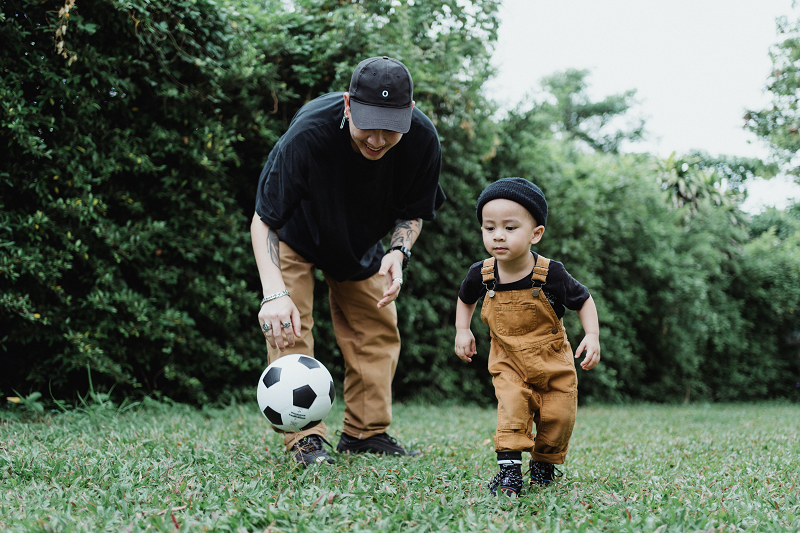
[256,354,335,432]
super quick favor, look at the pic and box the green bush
[0,0,504,403]
[0,0,288,402]
[705,210,800,400]
[2,0,797,406]
[481,72,800,402]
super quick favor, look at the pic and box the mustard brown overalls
[480,254,578,465]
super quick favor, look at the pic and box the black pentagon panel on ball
[263,367,281,388]
[301,419,321,431]
[293,385,317,409]
[329,381,335,403]
[297,356,320,370]
[263,405,283,426]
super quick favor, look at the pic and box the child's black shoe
[488,463,523,496]
[529,460,563,486]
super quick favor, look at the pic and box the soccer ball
[256,354,335,432]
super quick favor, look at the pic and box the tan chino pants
[267,243,401,449]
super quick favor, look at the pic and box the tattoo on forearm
[390,218,422,249]
[267,229,281,271]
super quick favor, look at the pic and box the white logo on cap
[382,90,389,97]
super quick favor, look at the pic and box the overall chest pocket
[494,304,538,336]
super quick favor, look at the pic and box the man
[251,56,445,466]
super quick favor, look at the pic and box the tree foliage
[0,0,293,402]
[0,0,503,403]
[538,69,645,154]
[483,69,799,402]
[2,0,798,406]
[746,13,800,177]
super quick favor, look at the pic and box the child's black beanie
[476,177,548,226]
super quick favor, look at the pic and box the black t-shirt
[255,92,445,281]
[458,252,590,319]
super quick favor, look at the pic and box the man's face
[343,93,410,161]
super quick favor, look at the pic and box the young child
[454,177,601,496]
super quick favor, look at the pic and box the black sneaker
[488,464,523,496]
[291,435,335,467]
[529,460,563,486]
[336,432,419,456]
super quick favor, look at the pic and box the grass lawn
[1,398,798,532]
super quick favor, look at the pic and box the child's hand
[454,329,476,362]
[575,333,601,370]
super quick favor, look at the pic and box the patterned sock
[497,451,522,466]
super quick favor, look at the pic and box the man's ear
[530,225,545,245]
[343,93,350,116]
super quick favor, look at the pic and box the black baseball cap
[348,56,414,134]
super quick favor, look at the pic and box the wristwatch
[386,246,411,269]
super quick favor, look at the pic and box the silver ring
[262,323,272,332]
[393,278,403,285]
[282,321,292,328]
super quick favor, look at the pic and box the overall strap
[481,258,496,283]
[531,254,550,285]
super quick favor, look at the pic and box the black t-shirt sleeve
[254,137,309,230]
[546,261,590,311]
[458,261,487,305]
[395,121,445,221]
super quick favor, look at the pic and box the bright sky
[486,0,800,213]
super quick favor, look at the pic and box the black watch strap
[386,246,411,268]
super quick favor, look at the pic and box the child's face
[481,199,544,264]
